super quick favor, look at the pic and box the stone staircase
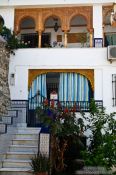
[0,127,41,175]
[0,100,29,134]
[0,109,18,134]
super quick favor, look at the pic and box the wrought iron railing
[28,99,103,112]
[28,96,103,127]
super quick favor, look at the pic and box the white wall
[0,0,115,7]
[0,8,14,30]
[9,48,116,113]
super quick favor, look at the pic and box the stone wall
[0,41,10,115]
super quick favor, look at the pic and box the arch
[43,14,62,30]
[69,13,88,30]
[70,14,87,27]
[19,16,36,31]
[28,71,93,104]
[28,69,94,91]
[15,15,37,33]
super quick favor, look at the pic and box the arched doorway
[19,17,37,48]
[28,71,93,126]
[68,15,89,48]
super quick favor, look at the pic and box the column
[89,29,93,48]
[38,30,42,48]
[64,31,68,48]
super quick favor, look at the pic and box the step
[2,116,12,125]
[3,159,31,168]
[0,168,32,175]
[12,139,38,146]
[6,152,35,160]
[15,133,39,139]
[17,127,41,134]
[0,123,7,134]
[9,145,38,152]
[6,110,17,117]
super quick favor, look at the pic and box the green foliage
[0,25,29,54]
[36,104,80,138]
[81,100,116,170]
[30,153,50,173]
[36,101,84,173]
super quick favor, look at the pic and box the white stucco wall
[9,48,116,113]
[0,0,116,114]
[0,0,115,7]
[0,8,14,30]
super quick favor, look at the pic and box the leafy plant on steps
[30,153,50,175]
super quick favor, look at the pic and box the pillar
[89,29,94,48]
[38,30,42,48]
[64,31,68,48]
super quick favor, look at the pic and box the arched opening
[0,15,4,27]
[68,15,89,48]
[43,16,63,48]
[104,12,116,46]
[28,72,93,106]
[19,17,38,48]
[28,71,93,126]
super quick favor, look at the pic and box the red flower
[43,99,48,106]
[50,100,55,108]
[71,104,77,112]
[64,108,69,113]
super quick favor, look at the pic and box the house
[0,0,116,174]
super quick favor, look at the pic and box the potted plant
[30,153,50,175]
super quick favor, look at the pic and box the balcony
[20,32,90,49]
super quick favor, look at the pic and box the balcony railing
[29,98,103,111]
[28,98,103,126]
[20,33,90,48]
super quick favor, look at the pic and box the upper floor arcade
[0,3,116,48]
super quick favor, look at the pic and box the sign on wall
[67,33,87,43]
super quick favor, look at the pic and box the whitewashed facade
[0,0,116,116]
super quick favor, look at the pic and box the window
[105,33,116,46]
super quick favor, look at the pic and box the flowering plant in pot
[30,153,50,175]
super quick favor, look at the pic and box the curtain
[28,74,47,109]
[59,73,89,102]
